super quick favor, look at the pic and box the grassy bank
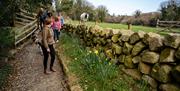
[59,32,149,91]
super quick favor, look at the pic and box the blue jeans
[54,29,60,41]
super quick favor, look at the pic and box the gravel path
[3,43,69,91]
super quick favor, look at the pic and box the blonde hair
[37,8,44,17]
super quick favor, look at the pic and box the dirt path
[2,42,69,91]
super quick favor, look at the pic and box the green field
[66,20,180,34]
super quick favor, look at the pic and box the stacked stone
[63,24,180,91]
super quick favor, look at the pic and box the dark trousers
[39,20,43,31]
[41,44,55,70]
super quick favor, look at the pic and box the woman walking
[41,18,56,75]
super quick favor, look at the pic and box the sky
[87,0,167,15]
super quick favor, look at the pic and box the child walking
[52,16,61,42]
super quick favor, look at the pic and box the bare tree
[134,10,142,18]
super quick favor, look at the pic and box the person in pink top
[52,16,61,42]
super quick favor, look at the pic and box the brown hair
[54,16,59,22]
[47,12,53,17]
[44,18,52,25]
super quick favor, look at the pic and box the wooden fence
[157,20,180,28]
[156,19,180,33]
[14,9,38,47]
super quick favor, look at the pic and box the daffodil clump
[60,32,131,91]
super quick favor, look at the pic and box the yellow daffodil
[94,50,98,54]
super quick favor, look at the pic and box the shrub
[149,18,157,27]
[0,27,15,58]
[0,64,12,89]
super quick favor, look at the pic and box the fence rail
[19,9,37,17]
[14,9,38,47]
[16,13,35,20]
[156,20,180,33]
[157,20,180,28]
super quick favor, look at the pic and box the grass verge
[66,20,180,34]
[0,63,12,89]
[0,27,14,90]
[59,32,150,91]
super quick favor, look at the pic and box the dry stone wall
[62,24,180,91]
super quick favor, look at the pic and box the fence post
[14,30,16,48]
[156,19,159,28]
[128,23,132,30]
